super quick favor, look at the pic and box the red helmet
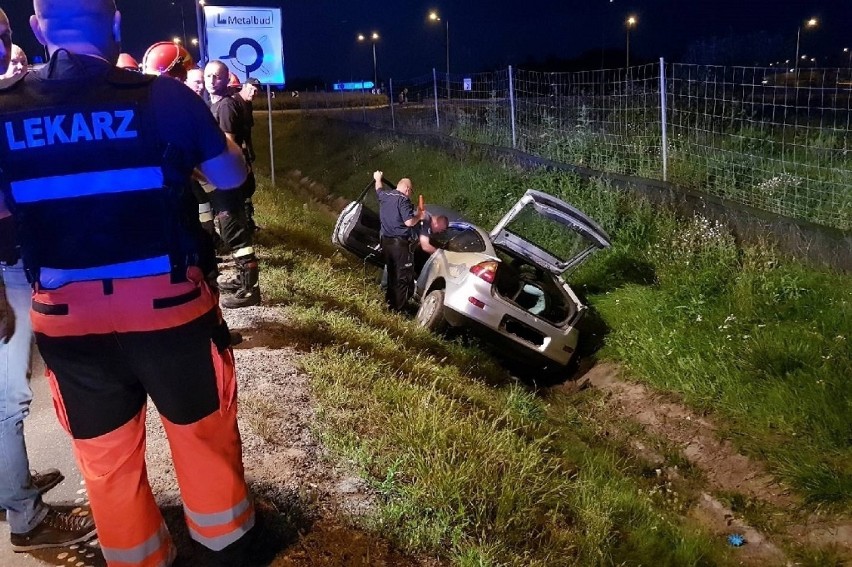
[116,53,139,70]
[142,42,194,80]
[228,72,241,88]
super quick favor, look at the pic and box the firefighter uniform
[0,53,254,566]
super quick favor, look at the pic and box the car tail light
[470,261,498,283]
[468,297,486,309]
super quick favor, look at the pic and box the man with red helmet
[142,41,192,81]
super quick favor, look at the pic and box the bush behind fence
[265,61,851,231]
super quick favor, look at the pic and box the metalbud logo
[214,10,273,27]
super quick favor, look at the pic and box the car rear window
[434,225,486,253]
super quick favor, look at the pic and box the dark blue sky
[3,1,850,84]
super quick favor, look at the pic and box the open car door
[331,180,384,267]
[489,189,611,275]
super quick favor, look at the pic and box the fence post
[508,65,517,149]
[389,78,396,130]
[433,68,441,130]
[659,57,669,182]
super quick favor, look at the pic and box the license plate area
[500,316,545,346]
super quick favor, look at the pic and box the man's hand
[373,170,383,182]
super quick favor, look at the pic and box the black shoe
[229,330,243,346]
[11,507,97,552]
[221,287,261,309]
[31,469,64,496]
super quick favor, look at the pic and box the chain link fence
[294,62,851,230]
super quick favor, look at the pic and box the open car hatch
[489,190,611,274]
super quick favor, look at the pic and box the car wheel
[416,289,447,332]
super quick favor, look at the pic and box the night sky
[2,0,850,85]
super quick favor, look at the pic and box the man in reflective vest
[0,1,256,565]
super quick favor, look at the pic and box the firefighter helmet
[116,53,139,70]
[141,42,194,80]
[228,72,241,88]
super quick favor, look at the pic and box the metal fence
[299,61,852,231]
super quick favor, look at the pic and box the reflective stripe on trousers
[45,342,251,566]
[164,346,253,552]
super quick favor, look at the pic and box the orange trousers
[34,270,254,566]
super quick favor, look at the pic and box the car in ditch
[332,181,611,371]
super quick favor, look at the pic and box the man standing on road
[205,60,262,308]
[0,8,95,555]
[374,170,424,311]
[0,1,257,564]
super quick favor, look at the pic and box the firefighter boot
[221,258,261,309]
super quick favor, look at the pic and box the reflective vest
[0,61,200,289]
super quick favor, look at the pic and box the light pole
[195,0,207,65]
[625,16,637,69]
[794,17,818,74]
[357,32,380,88]
[429,10,450,99]
[845,47,852,69]
[171,1,188,47]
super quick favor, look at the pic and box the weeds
[249,115,851,564]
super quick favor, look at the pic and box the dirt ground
[142,304,439,567]
[563,363,852,566]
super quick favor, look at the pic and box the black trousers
[210,186,253,252]
[381,236,414,311]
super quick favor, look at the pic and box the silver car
[333,185,611,370]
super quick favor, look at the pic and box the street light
[844,47,851,69]
[625,16,637,69]
[172,37,182,45]
[794,17,817,74]
[428,10,450,99]
[357,32,380,88]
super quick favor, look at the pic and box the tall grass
[256,115,852,512]
[251,173,728,565]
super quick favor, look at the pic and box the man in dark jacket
[373,170,424,311]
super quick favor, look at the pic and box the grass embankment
[250,115,850,565]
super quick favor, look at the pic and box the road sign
[203,6,285,85]
[463,78,472,91]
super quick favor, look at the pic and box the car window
[502,207,590,263]
[432,225,486,253]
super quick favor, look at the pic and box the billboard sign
[204,6,285,85]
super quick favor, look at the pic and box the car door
[489,189,611,275]
[331,182,384,267]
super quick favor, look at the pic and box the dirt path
[142,305,435,566]
[564,363,852,565]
